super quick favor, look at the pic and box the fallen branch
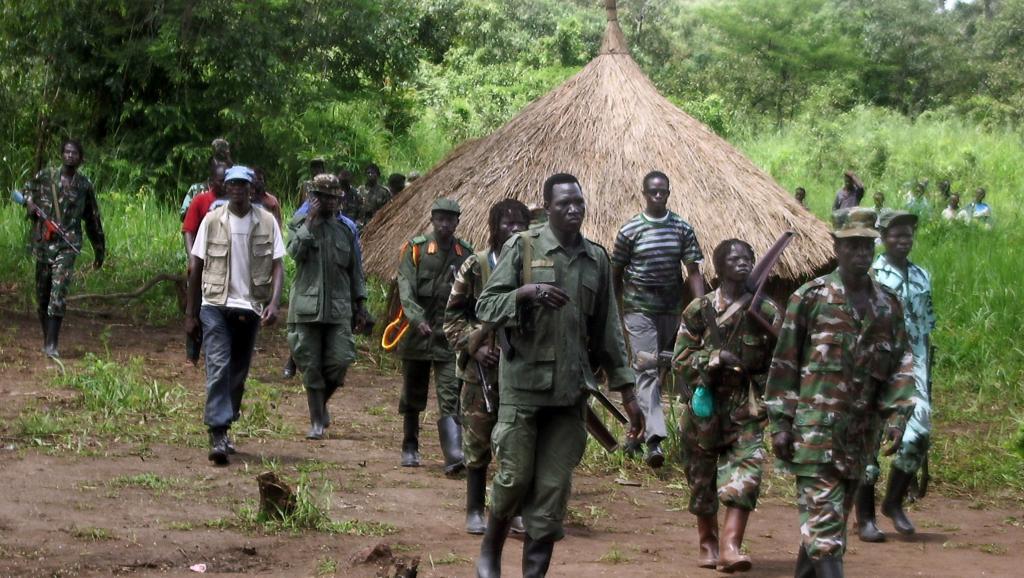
[68,273,186,311]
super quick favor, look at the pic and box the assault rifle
[12,190,80,255]
[918,344,936,498]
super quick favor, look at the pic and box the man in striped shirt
[612,170,705,468]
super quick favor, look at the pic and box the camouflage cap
[310,174,341,196]
[877,209,918,231]
[831,207,879,239]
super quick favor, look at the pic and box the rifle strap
[701,299,724,350]
[520,232,533,286]
[49,167,62,223]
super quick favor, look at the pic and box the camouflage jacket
[764,269,916,478]
[673,289,779,437]
[396,232,472,360]
[23,167,105,261]
[444,250,499,385]
[359,184,392,220]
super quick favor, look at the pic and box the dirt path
[0,310,1020,577]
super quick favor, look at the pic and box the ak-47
[718,230,794,346]
[918,344,936,498]
[12,190,80,255]
[466,326,498,414]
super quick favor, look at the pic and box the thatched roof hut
[361,0,833,282]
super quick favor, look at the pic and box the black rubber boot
[466,467,487,534]
[794,545,814,578]
[43,315,63,358]
[522,535,554,578]
[38,309,48,341]
[882,466,916,535]
[208,430,229,465]
[305,387,327,440]
[856,483,885,542]
[283,356,296,378]
[476,513,512,578]
[438,415,466,476]
[812,554,843,578]
[401,412,420,467]
[324,382,341,429]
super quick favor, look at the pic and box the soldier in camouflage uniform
[396,198,472,473]
[23,140,105,358]
[765,207,916,577]
[359,163,392,222]
[444,199,530,535]
[286,174,370,440]
[673,239,779,573]
[474,174,644,578]
[856,210,936,542]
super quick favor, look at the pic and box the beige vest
[201,204,276,306]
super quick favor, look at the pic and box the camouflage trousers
[680,413,766,516]
[796,472,858,560]
[461,379,497,470]
[35,251,78,318]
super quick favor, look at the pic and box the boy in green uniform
[474,174,643,578]
[396,198,472,473]
[444,199,530,535]
[674,239,779,572]
[286,174,369,440]
[22,139,105,358]
[765,208,916,577]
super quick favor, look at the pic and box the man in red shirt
[252,167,282,226]
[182,163,228,255]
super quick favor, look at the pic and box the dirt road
[0,311,1020,577]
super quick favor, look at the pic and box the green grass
[216,473,397,536]
[108,472,184,492]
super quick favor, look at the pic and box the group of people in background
[794,169,995,229]
[18,137,938,578]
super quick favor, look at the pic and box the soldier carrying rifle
[17,139,105,358]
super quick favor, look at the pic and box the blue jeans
[200,305,260,432]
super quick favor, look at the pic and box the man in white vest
[185,165,285,465]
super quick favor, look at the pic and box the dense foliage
[3,0,1023,198]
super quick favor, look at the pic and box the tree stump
[256,471,295,519]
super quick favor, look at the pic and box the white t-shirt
[192,207,286,311]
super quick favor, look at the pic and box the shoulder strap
[520,232,533,286]
[475,249,493,288]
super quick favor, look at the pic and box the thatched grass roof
[361,1,833,282]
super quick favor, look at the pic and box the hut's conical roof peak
[359,0,834,283]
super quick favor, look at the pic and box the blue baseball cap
[224,165,254,183]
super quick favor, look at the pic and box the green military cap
[877,209,918,231]
[431,197,461,215]
[310,174,341,196]
[831,207,880,239]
